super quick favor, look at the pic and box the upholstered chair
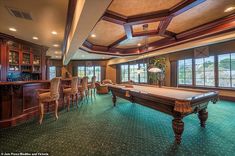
[95,82,109,94]
[63,77,80,111]
[88,76,96,98]
[36,77,61,124]
[102,79,113,85]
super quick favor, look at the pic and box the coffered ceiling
[82,0,235,56]
[107,0,183,17]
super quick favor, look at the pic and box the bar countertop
[0,80,50,85]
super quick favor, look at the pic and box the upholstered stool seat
[88,76,96,99]
[36,77,61,124]
[63,77,80,111]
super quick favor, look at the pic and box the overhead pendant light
[137,24,149,74]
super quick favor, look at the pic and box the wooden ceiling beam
[132,30,158,37]
[127,11,169,25]
[108,35,127,48]
[158,16,175,38]
[62,0,77,54]
[102,11,127,25]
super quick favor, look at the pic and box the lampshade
[148,67,162,73]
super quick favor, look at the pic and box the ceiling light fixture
[9,27,17,32]
[224,6,235,12]
[137,43,141,46]
[91,34,96,38]
[32,36,38,40]
[53,44,59,47]
[51,31,57,35]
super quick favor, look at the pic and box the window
[78,66,102,82]
[218,53,235,87]
[94,66,101,82]
[86,66,94,82]
[77,66,85,78]
[139,63,148,83]
[49,66,56,80]
[121,64,129,82]
[195,56,215,86]
[129,64,139,82]
[178,59,193,85]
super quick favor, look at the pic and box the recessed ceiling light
[9,27,17,32]
[51,31,57,35]
[55,51,61,54]
[137,43,141,46]
[91,34,96,38]
[53,44,59,47]
[32,36,38,40]
[224,6,235,12]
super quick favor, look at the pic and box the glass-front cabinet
[9,50,20,71]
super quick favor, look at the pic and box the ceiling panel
[0,0,68,49]
[87,20,125,46]
[132,22,160,33]
[117,36,163,49]
[167,0,235,33]
[108,0,183,17]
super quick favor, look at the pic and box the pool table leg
[112,94,116,107]
[172,116,184,144]
[198,109,208,128]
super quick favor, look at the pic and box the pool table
[108,84,219,144]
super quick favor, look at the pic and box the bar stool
[88,76,96,99]
[63,77,79,111]
[80,76,89,102]
[36,77,61,124]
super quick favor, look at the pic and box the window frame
[77,65,102,82]
[120,62,148,83]
[49,66,56,80]
[177,59,193,86]
[177,52,235,89]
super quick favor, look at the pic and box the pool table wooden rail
[109,85,219,144]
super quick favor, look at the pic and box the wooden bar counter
[0,79,71,128]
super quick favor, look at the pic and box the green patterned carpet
[1,94,235,156]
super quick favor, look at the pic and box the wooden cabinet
[9,50,20,71]
[0,33,48,81]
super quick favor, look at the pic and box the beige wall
[105,64,117,83]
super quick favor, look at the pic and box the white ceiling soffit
[71,49,115,60]
[107,30,235,65]
[63,0,112,65]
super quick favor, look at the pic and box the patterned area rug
[0,94,235,156]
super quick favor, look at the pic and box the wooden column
[0,40,8,81]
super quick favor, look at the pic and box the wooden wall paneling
[0,85,12,119]
[170,61,178,87]
[41,49,47,80]
[12,85,23,117]
[0,40,8,81]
